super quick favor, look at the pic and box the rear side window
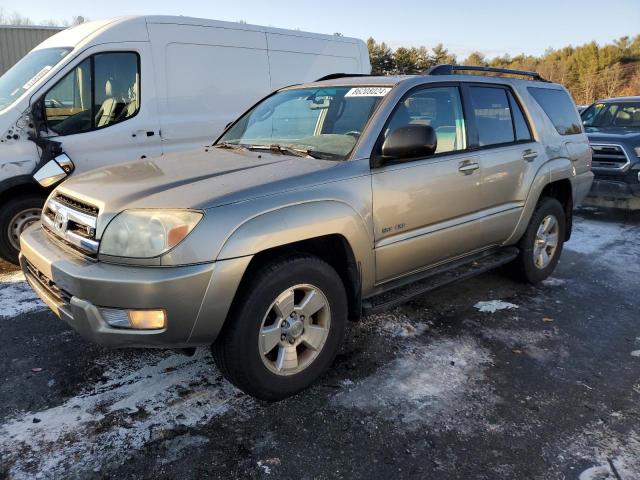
[468,86,515,147]
[507,91,532,142]
[528,87,582,135]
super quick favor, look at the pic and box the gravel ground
[0,209,639,479]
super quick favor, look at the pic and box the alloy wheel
[533,214,559,269]
[258,284,331,376]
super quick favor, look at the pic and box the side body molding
[217,200,375,292]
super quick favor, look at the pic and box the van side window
[528,87,582,135]
[44,59,92,135]
[44,52,140,136]
[468,86,515,147]
[385,86,466,155]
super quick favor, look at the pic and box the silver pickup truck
[20,65,593,400]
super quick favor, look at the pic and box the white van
[0,16,370,263]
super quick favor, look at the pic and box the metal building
[0,25,64,75]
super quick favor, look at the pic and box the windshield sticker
[22,66,53,90]
[345,87,392,97]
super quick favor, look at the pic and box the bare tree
[600,63,624,99]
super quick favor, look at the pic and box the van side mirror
[33,153,75,188]
[380,125,437,162]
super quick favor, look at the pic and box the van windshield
[217,86,391,160]
[0,47,72,112]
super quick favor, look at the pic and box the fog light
[101,308,166,330]
[129,310,166,329]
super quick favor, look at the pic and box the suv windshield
[217,85,391,160]
[0,47,72,112]
[582,101,640,129]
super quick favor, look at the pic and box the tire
[511,196,566,283]
[212,255,348,401]
[0,194,44,265]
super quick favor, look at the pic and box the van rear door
[35,43,162,174]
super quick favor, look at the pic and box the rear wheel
[511,196,566,283]
[212,255,347,401]
[0,194,44,264]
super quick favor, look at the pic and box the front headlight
[99,210,203,258]
[635,146,640,158]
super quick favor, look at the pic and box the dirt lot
[0,209,639,480]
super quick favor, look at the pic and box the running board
[362,247,519,316]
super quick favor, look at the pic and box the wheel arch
[505,158,575,244]
[0,175,46,205]
[217,201,374,322]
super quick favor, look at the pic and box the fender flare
[217,200,375,291]
[504,158,573,245]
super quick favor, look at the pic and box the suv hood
[56,147,342,215]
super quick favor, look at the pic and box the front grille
[54,193,99,216]
[41,194,100,257]
[591,144,630,170]
[25,260,71,305]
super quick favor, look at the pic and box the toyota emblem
[54,209,68,233]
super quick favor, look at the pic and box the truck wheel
[0,194,44,265]
[512,196,566,283]
[212,255,347,401]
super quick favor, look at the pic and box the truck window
[44,52,140,136]
[528,87,582,135]
[385,86,466,154]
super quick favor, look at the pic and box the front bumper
[20,225,251,348]
[582,178,640,210]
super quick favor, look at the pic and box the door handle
[522,149,538,161]
[132,130,156,138]
[458,162,479,174]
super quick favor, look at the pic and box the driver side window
[44,52,140,136]
[385,86,466,155]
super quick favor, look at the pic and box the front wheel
[511,196,566,283]
[0,194,44,265]
[212,255,347,401]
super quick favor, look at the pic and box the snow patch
[0,350,246,478]
[333,337,495,432]
[542,277,566,287]
[550,423,640,479]
[0,270,45,318]
[566,217,640,280]
[631,350,640,358]
[474,300,519,313]
[370,311,430,338]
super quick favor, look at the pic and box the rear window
[528,87,582,135]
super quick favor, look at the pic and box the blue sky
[7,0,640,58]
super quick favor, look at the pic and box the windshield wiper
[244,144,322,159]
[213,142,248,150]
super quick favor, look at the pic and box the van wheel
[512,197,566,283]
[0,194,44,265]
[212,255,347,401]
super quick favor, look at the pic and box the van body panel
[0,15,369,262]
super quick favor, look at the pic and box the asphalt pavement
[0,209,639,479]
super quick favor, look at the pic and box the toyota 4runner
[20,65,593,400]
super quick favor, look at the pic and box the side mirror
[33,153,75,188]
[380,125,437,162]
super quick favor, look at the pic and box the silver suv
[20,65,593,400]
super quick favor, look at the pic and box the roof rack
[424,64,549,82]
[315,73,372,82]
